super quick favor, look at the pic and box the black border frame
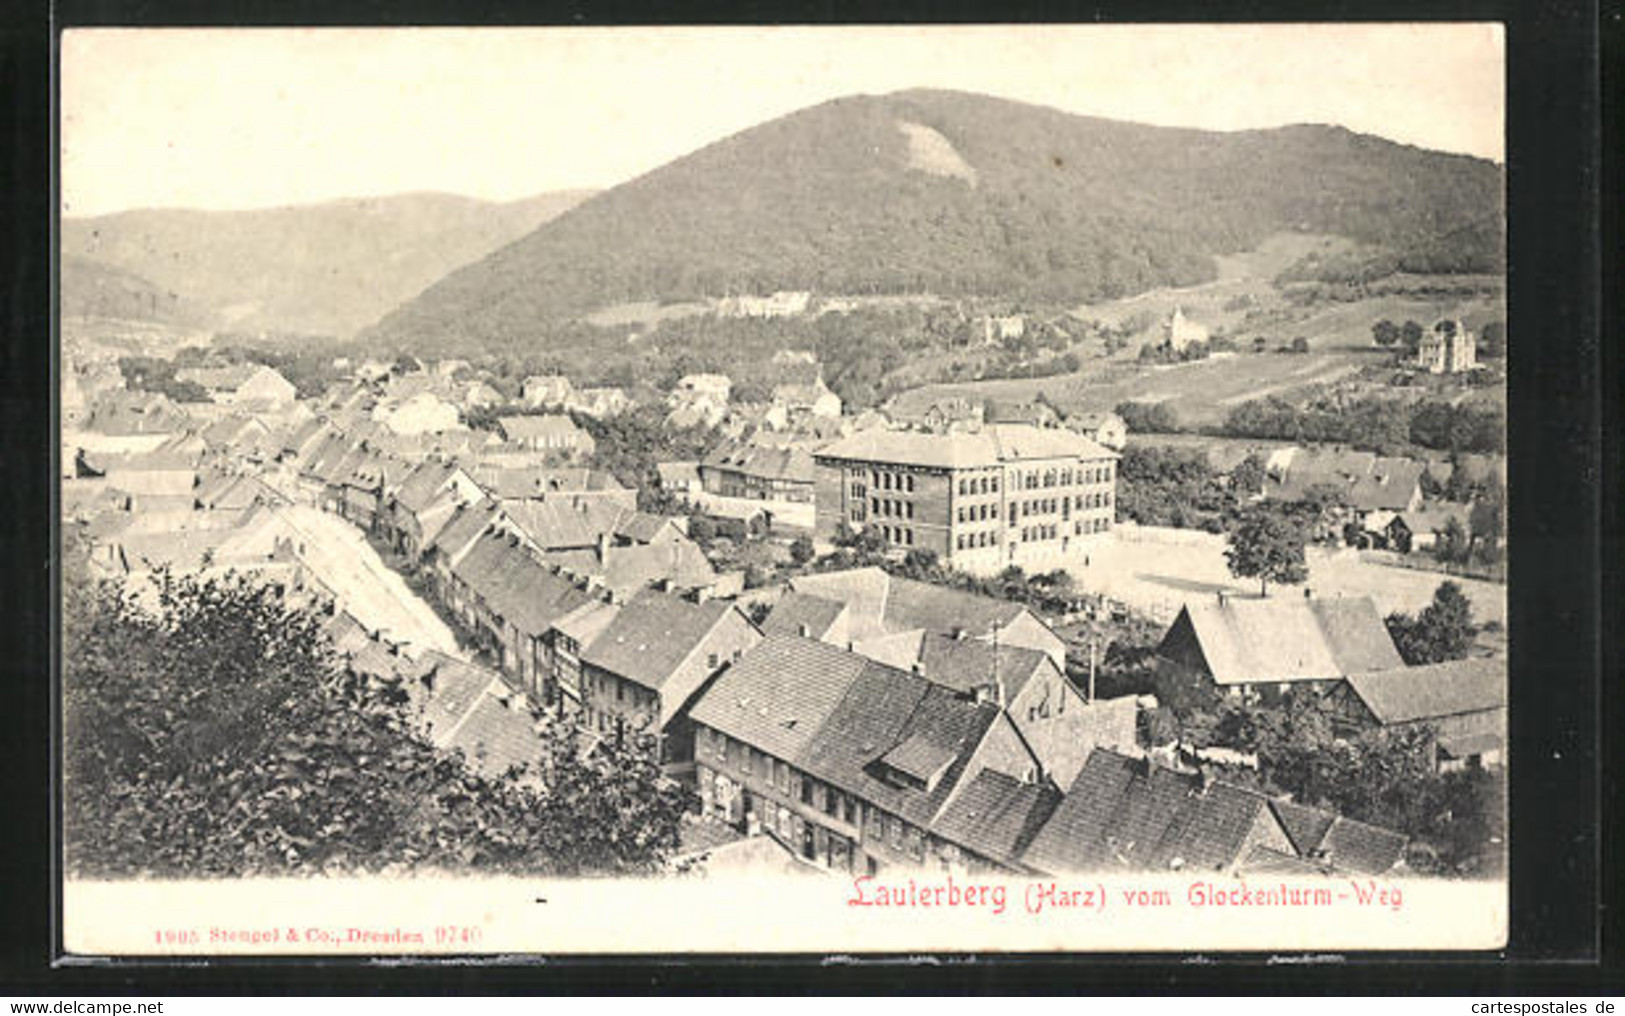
[2,0,1612,994]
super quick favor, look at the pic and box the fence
[1362,548,1507,585]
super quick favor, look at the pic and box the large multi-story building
[812,424,1118,574]
[1415,319,1478,374]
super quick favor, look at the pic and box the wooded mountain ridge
[365,88,1504,356]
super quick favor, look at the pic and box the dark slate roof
[1343,656,1506,725]
[760,592,848,640]
[796,668,1004,829]
[581,589,737,693]
[1023,749,1409,877]
[1320,816,1409,875]
[1269,799,1339,858]
[452,533,597,636]
[688,634,870,764]
[914,633,1053,698]
[1170,596,1403,686]
[1022,750,1273,875]
[931,768,1061,867]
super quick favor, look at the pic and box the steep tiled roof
[701,439,816,484]
[931,768,1060,867]
[760,592,848,641]
[427,500,502,561]
[581,589,738,693]
[798,668,1004,829]
[1343,656,1506,725]
[689,634,870,765]
[470,465,625,499]
[1269,799,1339,857]
[788,567,1031,643]
[913,633,1052,698]
[543,540,717,599]
[1170,596,1403,686]
[499,497,634,551]
[497,414,591,444]
[1320,816,1409,875]
[452,533,597,636]
[394,460,461,514]
[1022,749,1407,876]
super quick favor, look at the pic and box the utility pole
[1088,637,1098,703]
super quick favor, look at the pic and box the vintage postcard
[58,24,1507,955]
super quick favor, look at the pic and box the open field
[1071,525,1506,629]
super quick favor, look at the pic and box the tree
[1478,320,1506,358]
[788,535,815,567]
[1371,319,1400,347]
[1229,454,1267,501]
[63,571,690,878]
[1400,320,1425,356]
[1434,516,1470,564]
[1385,581,1476,665]
[1223,503,1310,597]
[1290,336,1310,354]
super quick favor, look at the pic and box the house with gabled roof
[383,458,484,559]
[1020,748,1407,877]
[496,414,596,460]
[699,438,817,504]
[578,588,762,772]
[449,532,601,698]
[688,633,1049,874]
[785,566,1065,667]
[1323,656,1506,772]
[1156,593,1404,700]
[401,649,548,784]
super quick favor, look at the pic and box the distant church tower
[1163,307,1209,353]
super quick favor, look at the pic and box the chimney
[1216,591,1227,606]
[995,676,1007,708]
[797,623,810,638]
[1303,587,1313,600]
[596,531,610,564]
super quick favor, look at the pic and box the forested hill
[61,189,595,338]
[60,255,205,325]
[365,88,1504,353]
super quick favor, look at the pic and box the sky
[60,24,1505,218]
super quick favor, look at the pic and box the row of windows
[1013,464,1115,490]
[1021,524,1060,542]
[956,531,997,551]
[1075,517,1111,535]
[957,503,996,523]
[704,729,861,826]
[881,525,915,546]
[872,470,916,493]
[872,497,915,519]
[955,475,1002,496]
